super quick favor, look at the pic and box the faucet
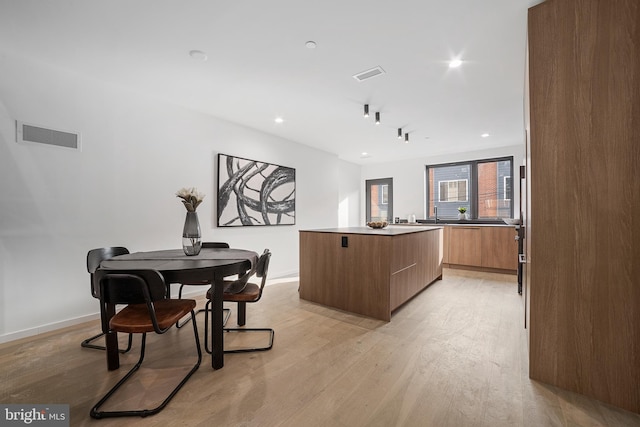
[434,206,438,224]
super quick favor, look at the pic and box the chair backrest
[96,269,167,304]
[202,242,230,249]
[87,247,130,274]
[95,268,169,334]
[255,249,271,291]
[87,247,130,298]
[222,249,271,297]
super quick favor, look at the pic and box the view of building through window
[439,179,468,202]
[366,178,393,222]
[477,161,512,218]
[426,158,513,219]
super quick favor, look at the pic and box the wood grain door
[528,0,640,413]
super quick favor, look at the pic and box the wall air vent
[16,121,80,150]
[353,66,386,82]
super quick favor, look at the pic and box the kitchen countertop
[300,225,442,235]
[395,222,515,228]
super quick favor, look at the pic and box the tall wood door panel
[528,0,640,414]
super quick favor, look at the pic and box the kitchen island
[299,226,443,321]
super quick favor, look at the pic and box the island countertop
[300,225,442,236]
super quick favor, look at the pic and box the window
[503,176,512,200]
[426,157,513,220]
[439,179,468,202]
[366,178,393,222]
[379,184,389,205]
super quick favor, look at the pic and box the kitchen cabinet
[448,226,482,267]
[480,226,518,270]
[442,225,450,264]
[446,225,517,272]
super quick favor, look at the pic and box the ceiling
[0,0,541,165]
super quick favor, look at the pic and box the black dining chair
[90,268,202,419]
[82,247,133,353]
[204,249,274,353]
[175,242,231,328]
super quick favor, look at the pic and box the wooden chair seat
[207,283,261,303]
[111,300,197,333]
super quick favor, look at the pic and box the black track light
[375,112,380,125]
[398,128,402,139]
[405,133,409,143]
[364,104,369,118]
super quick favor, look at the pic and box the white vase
[458,213,465,220]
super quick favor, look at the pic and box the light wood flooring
[1,268,639,426]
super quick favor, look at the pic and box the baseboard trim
[444,263,516,275]
[0,313,100,344]
[1,269,302,345]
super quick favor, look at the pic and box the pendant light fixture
[360,103,416,139]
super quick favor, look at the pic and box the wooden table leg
[212,272,224,369]
[104,303,120,370]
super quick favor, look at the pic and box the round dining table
[100,247,259,370]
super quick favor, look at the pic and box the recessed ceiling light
[189,50,208,61]
[305,41,317,49]
[481,133,490,138]
[361,152,371,158]
[449,59,463,68]
[274,117,284,124]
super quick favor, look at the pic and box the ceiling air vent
[16,121,80,150]
[353,66,386,82]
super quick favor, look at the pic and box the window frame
[366,177,393,222]
[426,156,513,220]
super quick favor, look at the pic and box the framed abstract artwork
[217,153,296,227]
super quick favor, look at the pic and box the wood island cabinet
[299,226,443,321]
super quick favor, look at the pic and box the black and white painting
[217,154,296,227]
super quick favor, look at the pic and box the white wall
[0,51,358,342]
[361,146,525,222]
[338,160,361,227]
